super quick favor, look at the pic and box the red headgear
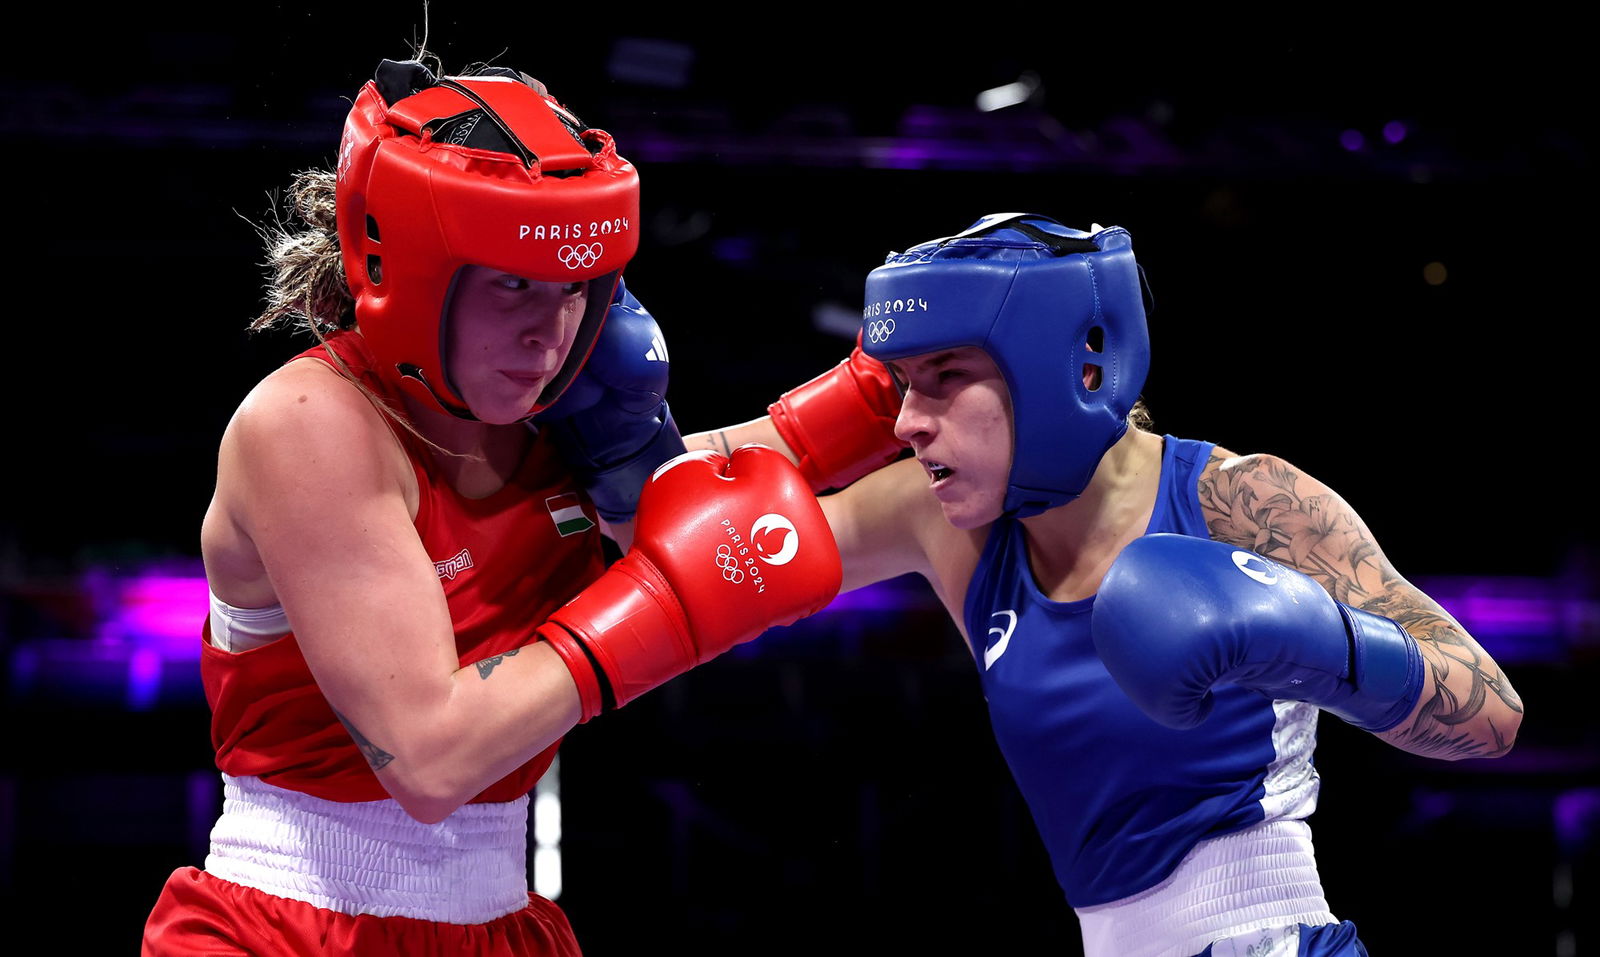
[335,60,641,419]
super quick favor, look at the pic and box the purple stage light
[1415,574,1596,664]
[820,578,934,615]
[11,559,1592,711]
[98,572,209,658]
[1339,129,1365,152]
[709,235,756,265]
[1554,789,1600,847]
[1383,120,1407,144]
[869,141,939,170]
[128,646,163,711]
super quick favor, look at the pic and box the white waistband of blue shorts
[1074,820,1337,957]
[205,773,529,924]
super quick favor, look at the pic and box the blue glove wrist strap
[1331,604,1425,732]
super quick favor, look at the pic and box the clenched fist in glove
[539,445,841,720]
[1091,534,1424,733]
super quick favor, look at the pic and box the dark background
[3,14,1594,954]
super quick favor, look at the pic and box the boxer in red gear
[143,59,839,956]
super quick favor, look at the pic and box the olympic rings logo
[558,244,603,269]
[866,319,896,343]
[715,544,745,583]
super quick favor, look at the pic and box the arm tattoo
[473,646,521,680]
[1197,450,1523,759]
[688,431,734,456]
[332,708,395,771]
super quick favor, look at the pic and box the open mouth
[925,460,954,483]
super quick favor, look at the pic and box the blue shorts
[1193,920,1367,957]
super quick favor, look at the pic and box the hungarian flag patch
[546,493,596,537]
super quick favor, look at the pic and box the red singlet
[145,331,605,955]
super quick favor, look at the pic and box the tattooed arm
[1196,448,1523,760]
[684,418,788,459]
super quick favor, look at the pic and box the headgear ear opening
[861,214,1152,516]
[336,59,641,420]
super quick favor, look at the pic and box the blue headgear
[861,213,1151,517]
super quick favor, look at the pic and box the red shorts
[143,867,583,956]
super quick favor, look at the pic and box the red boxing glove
[768,334,905,492]
[539,446,842,720]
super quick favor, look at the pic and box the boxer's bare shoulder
[202,356,417,607]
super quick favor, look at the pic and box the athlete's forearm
[358,641,582,824]
[685,417,793,461]
[1367,593,1523,760]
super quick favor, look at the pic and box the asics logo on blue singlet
[1231,550,1279,586]
[984,609,1017,670]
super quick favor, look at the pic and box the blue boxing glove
[1091,534,1424,732]
[537,280,687,523]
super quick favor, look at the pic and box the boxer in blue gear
[693,214,1524,956]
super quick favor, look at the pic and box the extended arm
[556,291,901,550]
[684,334,905,494]
[1197,450,1522,759]
[686,416,788,461]
[682,365,952,600]
[688,428,945,598]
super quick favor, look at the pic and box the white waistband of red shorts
[205,773,529,924]
[1074,819,1337,957]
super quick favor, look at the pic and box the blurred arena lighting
[607,38,694,89]
[812,300,865,339]
[976,73,1039,112]
[95,569,208,657]
[6,564,1593,705]
[534,755,564,900]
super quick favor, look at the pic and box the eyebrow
[891,351,964,377]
